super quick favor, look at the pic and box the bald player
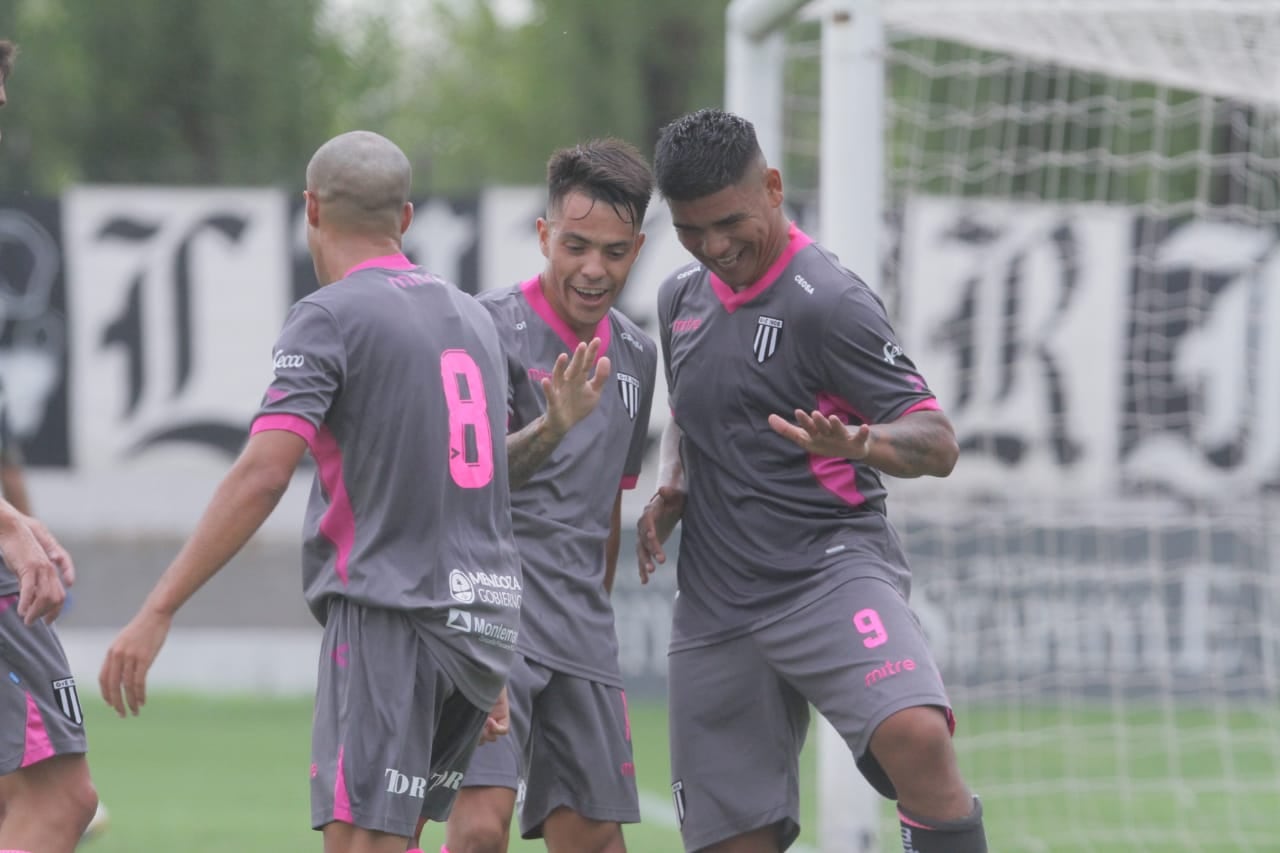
[98,131,604,853]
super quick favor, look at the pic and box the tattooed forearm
[506,416,566,489]
[866,411,959,478]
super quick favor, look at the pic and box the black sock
[898,796,987,853]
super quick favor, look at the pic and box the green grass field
[78,694,1280,852]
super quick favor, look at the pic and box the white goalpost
[725,1,1280,851]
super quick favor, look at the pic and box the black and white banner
[0,187,1276,510]
[898,196,1280,501]
[63,188,289,470]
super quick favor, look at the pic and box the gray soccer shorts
[310,599,489,837]
[667,576,953,852]
[0,594,88,774]
[461,655,640,838]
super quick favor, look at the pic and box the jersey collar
[709,223,813,313]
[519,275,612,360]
[343,253,416,278]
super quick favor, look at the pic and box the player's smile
[569,281,611,306]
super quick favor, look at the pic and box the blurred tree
[0,0,391,191]
[377,0,731,193]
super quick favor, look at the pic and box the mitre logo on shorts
[616,373,641,420]
[754,316,782,363]
[272,350,305,370]
[51,677,83,726]
[449,570,521,609]
[671,780,687,826]
[882,340,904,365]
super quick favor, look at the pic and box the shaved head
[306,131,411,236]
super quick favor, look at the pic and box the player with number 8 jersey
[98,131,521,852]
[255,252,519,705]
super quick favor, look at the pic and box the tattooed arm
[506,414,568,490]
[861,410,958,478]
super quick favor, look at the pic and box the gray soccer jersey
[477,277,656,686]
[657,224,941,649]
[252,254,522,708]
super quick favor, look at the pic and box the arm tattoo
[871,411,958,478]
[506,416,564,490]
[887,428,938,473]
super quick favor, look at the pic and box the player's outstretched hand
[480,687,510,744]
[0,508,68,625]
[99,608,172,718]
[636,486,685,585]
[768,409,872,460]
[542,338,611,437]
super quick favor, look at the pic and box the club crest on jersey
[52,677,84,726]
[753,316,783,363]
[616,373,641,420]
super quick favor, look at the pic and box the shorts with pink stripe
[0,595,88,775]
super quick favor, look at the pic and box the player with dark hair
[441,138,657,853]
[98,130,603,853]
[638,108,988,853]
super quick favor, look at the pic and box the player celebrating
[0,38,102,853]
[638,109,988,853]
[441,139,656,853]
[98,130,600,853]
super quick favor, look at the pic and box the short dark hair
[547,138,654,229]
[0,40,16,82]
[654,109,764,202]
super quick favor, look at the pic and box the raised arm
[507,338,611,489]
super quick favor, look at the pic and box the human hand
[636,486,685,585]
[542,338,611,437]
[768,410,871,460]
[99,608,173,717]
[481,687,510,744]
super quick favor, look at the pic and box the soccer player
[441,139,657,853]
[97,130,599,853]
[0,38,102,853]
[637,109,988,853]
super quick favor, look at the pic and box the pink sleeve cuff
[252,413,318,443]
[620,475,639,491]
[900,398,941,418]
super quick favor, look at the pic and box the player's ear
[765,167,785,208]
[304,191,320,227]
[399,202,414,235]
[633,231,647,256]
[536,217,551,259]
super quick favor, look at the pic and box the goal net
[729,2,1280,851]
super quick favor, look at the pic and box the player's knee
[543,810,625,853]
[9,755,98,834]
[447,801,511,853]
[871,707,969,810]
[873,706,953,763]
[449,824,509,853]
[54,760,99,835]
